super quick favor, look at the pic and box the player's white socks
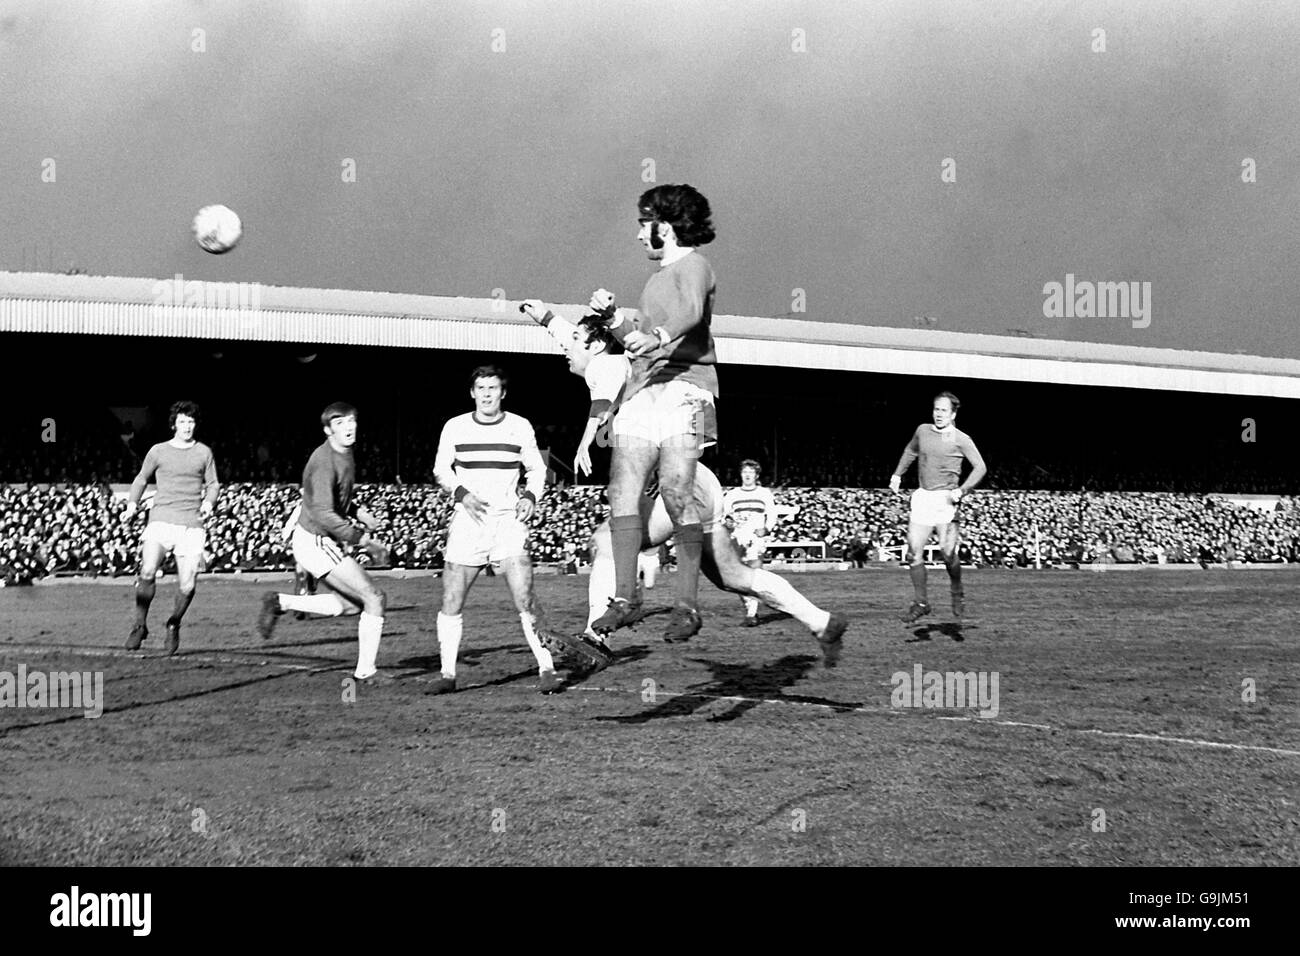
[519,612,554,673]
[354,611,384,679]
[587,553,617,636]
[742,595,760,618]
[750,570,831,635]
[280,593,348,616]
[437,611,463,678]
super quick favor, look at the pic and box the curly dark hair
[168,400,200,430]
[578,315,624,355]
[638,184,716,247]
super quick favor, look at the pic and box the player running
[123,400,219,656]
[519,303,848,669]
[257,403,392,682]
[889,391,987,623]
[584,184,719,643]
[723,460,779,626]
[426,366,563,696]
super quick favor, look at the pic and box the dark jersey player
[257,403,391,682]
[889,391,987,623]
[124,400,219,656]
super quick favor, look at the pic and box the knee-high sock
[610,515,643,602]
[134,577,156,628]
[742,595,760,617]
[588,549,616,633]
[519,612,554,672]
[750,569,831,634]
[945,558,963,595]
[910,563,928,603]
[168,588,195,625]
[674,523,704,609]
[354,612,384,679]
[437,612,463,678]
[280,593,348,616]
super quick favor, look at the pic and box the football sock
[909,563,928,604]
[673,523,704,609]
[946,558,963,595]
[354,612,384,678]
[133,577,156,628]
[519,612,554,672]
[610,514,643,602]
[588,547,617,633]
[167,588,194,625]
[742,595,760,618]
[280,593,348,616]
[437,612,463,678]
[751,569,830,634]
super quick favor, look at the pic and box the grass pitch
[1,568,1296,865]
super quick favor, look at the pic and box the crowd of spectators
[4,481,1300,585]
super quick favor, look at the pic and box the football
[192,204,243,254]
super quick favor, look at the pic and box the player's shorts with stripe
[141,521,206,558]
[444,508,529,567]
[291,525,348,578]
[910,488,957,527]
[644,465,726,544]
[731,526,768,563]
[613,380,717,451]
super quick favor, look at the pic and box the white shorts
[142,521,206,559]
[444,509,529,567]
[910,488,957,527]
[613,380,717,450]
[732,526,768,563]
[292,525,348,579]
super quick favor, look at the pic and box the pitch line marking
[568,685,1300,758]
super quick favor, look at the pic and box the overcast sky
[3,0,1298,357]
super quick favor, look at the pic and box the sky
[2,0,1299,357]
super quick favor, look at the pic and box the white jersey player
[723,461,779,626]
[428,365,562,696]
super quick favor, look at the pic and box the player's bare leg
[704,529,848,667]
[313,558,386,680]
[593,440,660,634]
[430,562,482,691]
[938,522,963,620]
[126,541,168,650]
[163,553,202,656]
[901,521,935,623]
[740,555,762,626]
[657,439,705,642]
[498,555,563,693]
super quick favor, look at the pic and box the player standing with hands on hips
[586,184,720,643]
[123,400,219,656]
[890,392,987,624]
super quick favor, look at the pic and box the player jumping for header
[123,400,219,656]
[257,403,392,682]
[518,303,848,670]
[585,184,719,643]
[890,391,987,624]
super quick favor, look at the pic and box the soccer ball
[193,204,243,254]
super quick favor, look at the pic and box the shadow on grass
[596,653,862,724]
